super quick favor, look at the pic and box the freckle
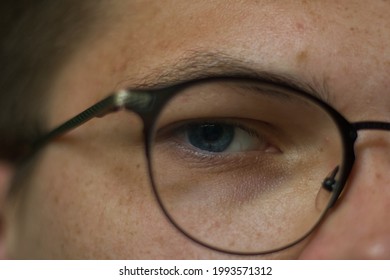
[296,50,309,64]
[136,164,140,169]
[75,226,81,235]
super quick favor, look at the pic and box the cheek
[8,142,310,259]
[8,142,159,258]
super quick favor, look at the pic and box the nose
[299,135,390,259]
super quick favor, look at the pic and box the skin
[1,0,390,259]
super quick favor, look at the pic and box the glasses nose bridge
[325,120,390,205]
[350,121,390,151]
[345,121,390,190]
[349,121,390,163]
[352,121,390,132]
[350,120,390,160]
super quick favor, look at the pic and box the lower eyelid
[155,139,278,171]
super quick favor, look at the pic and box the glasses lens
[149,79,343,254]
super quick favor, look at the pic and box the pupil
[187,123,234,152]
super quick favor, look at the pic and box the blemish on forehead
[296,50,309,64]
[296,22,305,31]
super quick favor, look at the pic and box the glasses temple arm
[28,91,135,158]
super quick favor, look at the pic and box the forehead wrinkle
[120,50,331,103]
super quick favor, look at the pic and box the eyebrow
[122,50,331,102]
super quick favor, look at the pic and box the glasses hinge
[113,89,154,112]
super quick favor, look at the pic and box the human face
[4,0,390,259]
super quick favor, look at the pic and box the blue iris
[187,123,234,152]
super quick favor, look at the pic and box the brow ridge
[121,50,330,102]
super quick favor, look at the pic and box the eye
[158,119,278,157]
[184,122,265,153]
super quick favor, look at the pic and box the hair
[0,0,103,163]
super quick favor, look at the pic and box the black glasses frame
[25,77,390,255]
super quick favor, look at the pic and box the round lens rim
[142,76,357,255]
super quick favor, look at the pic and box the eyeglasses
[26,77,390,255]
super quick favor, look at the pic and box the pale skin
[1,0,390,259]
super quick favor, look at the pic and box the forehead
[48,0,390,125]
[89,1,390,86]
[120,0,389,62]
